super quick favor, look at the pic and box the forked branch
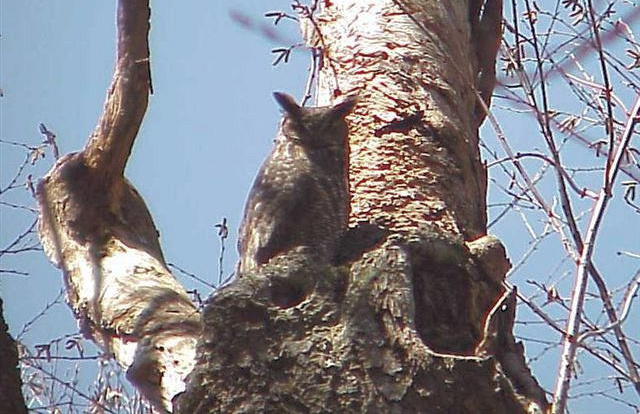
[35,1,199,412]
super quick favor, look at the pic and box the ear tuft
[273,92,303,119]
[329,95,358,119]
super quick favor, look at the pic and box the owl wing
[238,165,316,269]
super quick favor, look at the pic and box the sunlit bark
[36,1,200,411]
[177,1,547,413]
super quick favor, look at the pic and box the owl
[236,92,357,275]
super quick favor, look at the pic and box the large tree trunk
[176,1,547,413]
[34,0,549,412]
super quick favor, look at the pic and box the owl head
[274,92,357,149]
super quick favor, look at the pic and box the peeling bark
[178,1,547,413]
[35,1,200,411]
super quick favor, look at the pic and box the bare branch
[552,82,640,414]
[83,0,152,178]
[34,1,200,411]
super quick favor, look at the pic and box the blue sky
[2,1,309,407]
[2,0,306,315]
[1,1,638,413]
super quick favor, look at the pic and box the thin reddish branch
[578,270,640,343]
[500,10,640,394]
[511,283,635,383]
[547,7,640,79]
[500,18,640,183]
[522,0,585,265]
[489,38,640,396]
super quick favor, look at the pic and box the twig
[214,217,229,286]
[477,92,578,260]
[168,262,214,289]
[20,359,116,413]
[301,47,321,106]
[587,1,616,187]
[17,288,65,340]
[514,282,638,384]
[523,0,585,268]
[505,7,640,401]
[38,123,60,160]
[578,270,640,342]
[551,89,640,414]
[487,152,598,199]
[0,218,38,256]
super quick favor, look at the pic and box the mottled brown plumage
[236,92,357,275]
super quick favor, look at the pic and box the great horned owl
[236,92,357,275]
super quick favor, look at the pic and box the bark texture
[310,0,487,238]
[0,299,28,414]
[178,1,547,413]
[35,1,200,411]
[33,0,549,412]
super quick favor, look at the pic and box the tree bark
[35,1,200,412]
[177,1,547,413]
[34,0,549,412]
[0,299,28,414]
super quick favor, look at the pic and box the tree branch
[35,1,199,412]
[84,0,152,178]
[552,86,640,414]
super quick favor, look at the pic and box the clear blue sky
[1,1,638,413]
[2,0,306,322]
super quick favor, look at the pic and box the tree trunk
[176,1,547,413]
[0,299,28,414]
[33,0,549,412]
